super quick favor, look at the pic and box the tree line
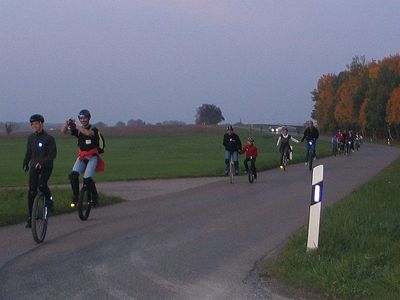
[311,54,400,138]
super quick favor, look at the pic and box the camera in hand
[67,118,76,128]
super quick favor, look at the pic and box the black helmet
[227,125,233,131]
[29,114,44,123]
[78,109,91,119]
[248,136,255,142]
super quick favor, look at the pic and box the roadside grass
[0,129,332,187]
[263,158,400,299]
[0,188,124,226]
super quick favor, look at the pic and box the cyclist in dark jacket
[300,120,319,165]
[223,125,242,175]
[23,114,57,228]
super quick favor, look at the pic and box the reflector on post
[307,165,324,251]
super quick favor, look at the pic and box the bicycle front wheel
[31,192,48,243]
[78,186,92,221]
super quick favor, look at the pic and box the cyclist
[300,120,319,165]
[23,114,57,228]
[61,109,104,207]
[346,129,355,153]
[276,127,299,169]
[241,137,258,179]
[223,125,242,176]
[335,129,345,153]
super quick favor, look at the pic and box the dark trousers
[28,167,52,217]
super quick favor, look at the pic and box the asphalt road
[1,143,399,300]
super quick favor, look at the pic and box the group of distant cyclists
[23,110,103,229]
[331,129,363,156]
[222,120,320,179]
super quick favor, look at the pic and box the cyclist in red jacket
[241,137,258,179]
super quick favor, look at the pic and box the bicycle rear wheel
[31,192,48,243]
[78,186,92,221]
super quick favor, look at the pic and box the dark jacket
[301,127,319,142]
[23,130,57,168]
[223,133,242,152]
[71,125,99,151]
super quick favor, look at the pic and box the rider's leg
[83,177,98,206]
[251,158,257,179]
[83,156,99,206]
[224,151,231,175]
[70,158,87,203]
[38,167,54,211]
[233,151,239,175]
[69,171,80,204]
[27,168,39,227]
[244,157,249,172]
[304,142,309,164]
[279,146,284,166]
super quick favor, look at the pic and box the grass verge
[262,158,400,299]
[0,188,124,226]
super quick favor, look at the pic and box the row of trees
[311,54,400,138]
[1,104,225,133]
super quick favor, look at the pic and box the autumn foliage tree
[386,87,400,137]
[312,54,400,138]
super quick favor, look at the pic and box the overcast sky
[1,1,399,125]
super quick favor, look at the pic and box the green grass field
[263,158,400,299]
[0,127,332,187]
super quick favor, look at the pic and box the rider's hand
[23,162,29,172]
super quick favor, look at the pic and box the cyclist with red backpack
[61,109,104,207]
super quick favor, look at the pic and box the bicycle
[31,190,49,244]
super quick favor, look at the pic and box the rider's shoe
[305,162,308,166]
[25,218,32,229]
[70,195,78,208]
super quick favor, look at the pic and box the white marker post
[307,165,324,252]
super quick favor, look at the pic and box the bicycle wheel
[31,192,48,243]
[248,169,254,183]
[229,159,234,184]
[78,186,92,221]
